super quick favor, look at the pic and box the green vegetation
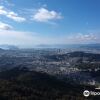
[0,67,93,100]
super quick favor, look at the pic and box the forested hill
[0,67,95,100]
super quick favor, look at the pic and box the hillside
[0,67,94,100]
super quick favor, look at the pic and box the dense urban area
[0,44,100,100]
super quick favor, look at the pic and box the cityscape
[0,0,100,100]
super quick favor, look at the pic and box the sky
[0,0,100,47]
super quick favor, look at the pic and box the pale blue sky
[0,0,100,47]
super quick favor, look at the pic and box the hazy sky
[0,0,100,47]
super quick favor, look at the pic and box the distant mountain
[36,44,81,48]
[79,43,100,49]
[36,44,100,49]
[0,48,4,51]
[0,45,19,50]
